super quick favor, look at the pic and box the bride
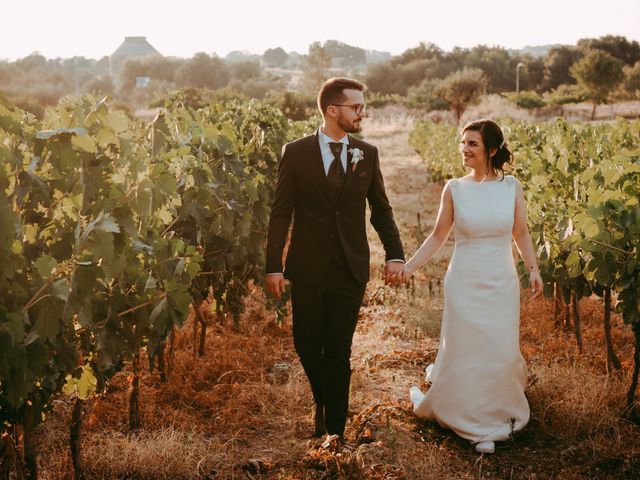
[399,119,543,454]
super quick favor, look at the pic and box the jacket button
[335,211,340,216]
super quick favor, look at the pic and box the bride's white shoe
[474,441,495,454]
[409,386,425,409]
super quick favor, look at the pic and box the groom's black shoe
[313,404,327,437]
[321,433,354,453]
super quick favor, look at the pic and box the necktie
[327,142,345,200]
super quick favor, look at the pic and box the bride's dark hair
[462,119,513,179]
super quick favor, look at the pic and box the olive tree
[434,68,487,122]
[570,49,624,119]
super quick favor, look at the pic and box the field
[28,110,640,479]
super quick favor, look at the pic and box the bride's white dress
[410,175,530,443]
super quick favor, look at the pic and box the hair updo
[462,119,513,179]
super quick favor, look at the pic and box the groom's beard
[338,116,362,134]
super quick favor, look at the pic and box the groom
[265,78,405,441]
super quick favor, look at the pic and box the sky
[3,0,639,60]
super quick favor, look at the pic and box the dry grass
[373,96,640,128]
[31,113,640,480]
[365,105,421,136]
[562,100,640,121]
[527,362,630,442]
[461,94,536,125]
[82,428,226,479]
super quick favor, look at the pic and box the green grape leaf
[150,297,167,322]
[50,278,70,302]
[34,255,58,279]
[33,304,60,342]
[4,313,25,344]
[71,134,97,154]
[566,251,582,278]
[63,364,97,399]
[104,110,130,133]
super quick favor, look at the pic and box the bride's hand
[529,271,543,299]
[399,265,413,284]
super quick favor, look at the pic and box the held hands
[265,273,287,299]
[383,262,412,286]
[529,270,543,299]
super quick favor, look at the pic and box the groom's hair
[317,78,367,114]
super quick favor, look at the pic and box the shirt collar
[319,128,349,146]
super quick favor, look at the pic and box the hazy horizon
[2,0,639,61]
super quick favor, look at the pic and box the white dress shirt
[318,129,348,175]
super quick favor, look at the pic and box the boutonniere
[349,147,364,171]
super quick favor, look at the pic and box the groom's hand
[383,261,405,286]
[265,273,287,299]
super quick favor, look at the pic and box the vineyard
[0,92,312,478]
[1,94,639,478]
[410,118,640,420]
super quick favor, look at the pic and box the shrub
[503,91,546,109]
[406,79,449,111]
[265,90,316,121]
[544,84,588,105]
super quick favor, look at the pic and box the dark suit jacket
[266,130,404,284]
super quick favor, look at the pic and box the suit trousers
[291,259,366,436]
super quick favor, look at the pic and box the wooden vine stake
[628,328,640,425]
[553,282,562,327]
[69,398,83,480]
[23,398,38,480]
[603,288,621,372]
[571,290,583,353]
[129,352,141,432]
[197,302,207,357]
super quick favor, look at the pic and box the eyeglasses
[331,103,366,115]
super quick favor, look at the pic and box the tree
[263,47,289,68]
[265,90,316,120]
[434,68,487,122]
[464,45,513,93]
[570,49,624,119]
[15,53,47,73]
[392,42,444,65]
[623,61,640,99]
[119,55,181,95]
[302,42,331,92]
[82,75,115,96]
[517,56,545,92]
[323,40,366,67]
[174,53,230,90]
[406,78,449,111]
[230,60,260,81]
[543,46,582,90]
[366,62,400,94]
[224,50,260,63]
[365,42,456,95]
[577,35,640,66]
[366,56,455,96]
[227,75,286,99]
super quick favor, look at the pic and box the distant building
[110,36,161,87]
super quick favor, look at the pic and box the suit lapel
[304,130,332,206]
